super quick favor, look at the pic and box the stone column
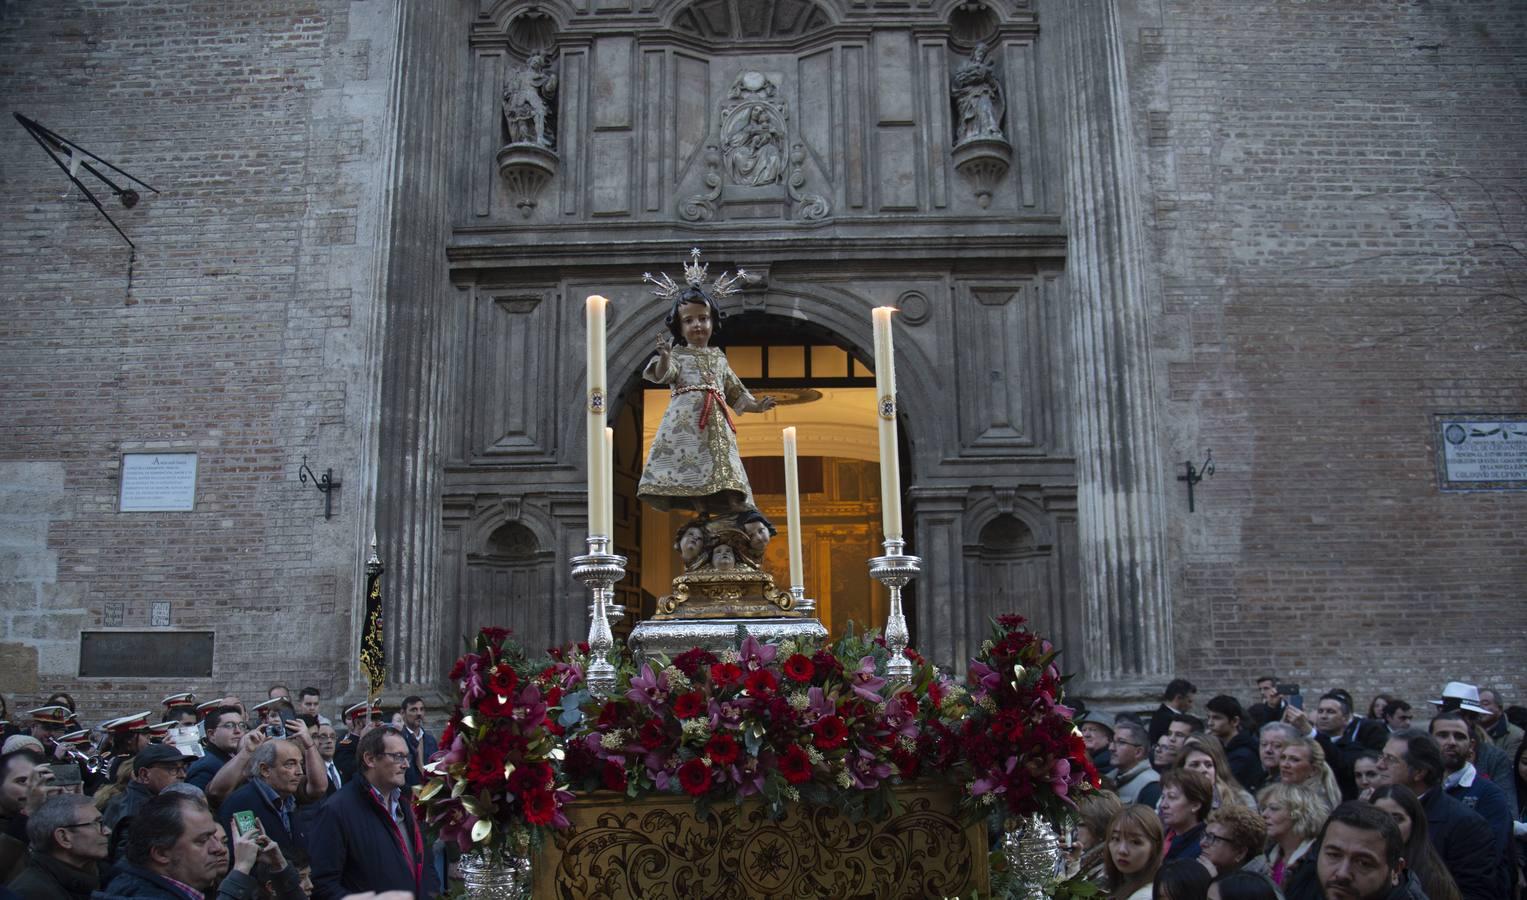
[1051,0,1174,701]
[369,0,473,697]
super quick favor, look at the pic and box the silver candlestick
[571,535,626,698]
[789,585,816,617]
[868,538,921,682]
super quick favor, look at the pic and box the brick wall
[0,1,395,725]
[1134,0,1527,708]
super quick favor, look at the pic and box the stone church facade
[0,1,1522,719]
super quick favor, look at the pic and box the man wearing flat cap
[102,743,190,862]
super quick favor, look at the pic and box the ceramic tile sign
[1436,416,1527,491]
[119,452,198,511]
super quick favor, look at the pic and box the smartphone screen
[233,810,257,836]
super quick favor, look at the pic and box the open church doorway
[613,312,913,641]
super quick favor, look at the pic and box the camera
[263,722,287,738]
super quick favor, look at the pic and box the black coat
[93,863,260,900]
[1148,703,1177,747]
[1224,730,1265,794]
[8,851,101,900]
[1420,785,1507,900]
[102,783,154,863]
[400,728,438,789]
[1316,717,1387,801]
[215,780,305,859]
[308,778,437,899]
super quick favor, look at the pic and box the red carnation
[705,733,741,766]
[672,691,706,719]
[448,656,469,680]
[779,744,813,784]
[709,662,743,689]
[996,614,1027,630]
[743,669,777,695]
[892,747,921,778]
[678,758,712,796]
[521,787,557,825]
[480,626,511,646]
[782,654,814,683]
[812,715,848,751]
[488,665,519,696]
[602,761,628,792]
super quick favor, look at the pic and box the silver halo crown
[643,248,746,301]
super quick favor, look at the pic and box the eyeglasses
[1109,739,1142,748]
[376,751,410,763]
[216,721,249,732]
[61,820,109,832]
[1200,832,1230,847]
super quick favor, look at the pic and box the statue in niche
[502,51,558,148]
[952,43,1004,144]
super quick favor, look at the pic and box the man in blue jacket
[308,727,437,898]
[1377,728,1505,900]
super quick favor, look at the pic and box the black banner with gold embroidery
[360,538,385,702]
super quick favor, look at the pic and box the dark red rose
[709,662,743,689]
[602,761,628,792]
[448,656,469,680]
[672,691,705,719]
[637,718,667,750]
[779,744,813,784]
[782,654,815,683]
[596,702,623,728]
[577,641,590,654]
[810,650,843,681]
[996,614,1027,630]
[812,715,848,750]
[743,669,777,695]
[509,761,553,794]
[480,626,511,646]
[488,664,519,696]
[678,758,712,796]
[892,747,921,778]
[673,648,720,680]
[521,787,557,825]
[904,647,926,667]
[705,733,740,766]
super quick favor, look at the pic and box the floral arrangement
[418,616,1099,855]
[959,614,1100,820]
[417,627,573,852]
[557,627,957,819]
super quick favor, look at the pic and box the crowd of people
[0,684,437,899]
[1071,678,1527,900]
[1,674,1524,900]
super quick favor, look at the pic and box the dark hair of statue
[664,286,725,346]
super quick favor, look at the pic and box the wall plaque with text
[119,452,198,511]
[79,631,214,678]
[1436,415,1527,491]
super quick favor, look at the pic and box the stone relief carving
[680,71,831,221]
[502,51,558,149]
[721,72,787,187]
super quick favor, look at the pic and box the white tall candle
[872,307,903,542]
[586,295,610,538]
[604,426,615,542]
[782,427,804,589]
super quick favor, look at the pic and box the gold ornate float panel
[532,784,988,899]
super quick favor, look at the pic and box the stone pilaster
[369,0,474,695]
[1051,0,1174,701]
